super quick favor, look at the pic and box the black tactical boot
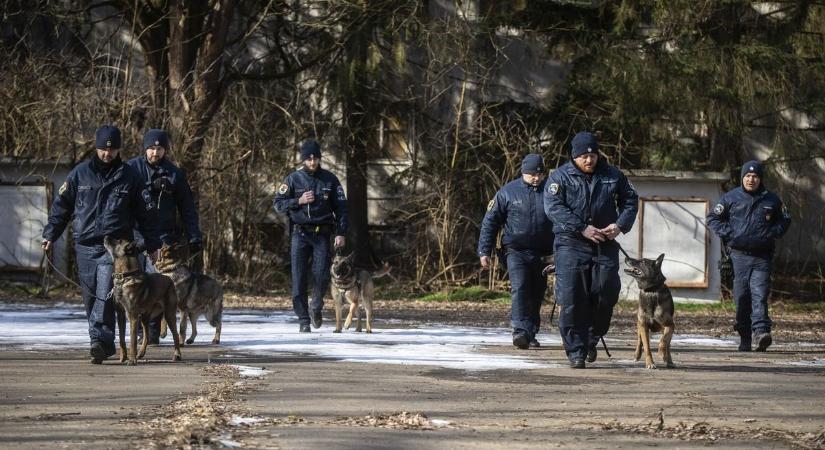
[529,338,540,348]
[570,358,586,369]
[754,332,772,352]
[90,342,107,365]
[512,332,529,350]
[586,347,598,362]
[311,309,323,329]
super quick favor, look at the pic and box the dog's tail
[372,261,391,279]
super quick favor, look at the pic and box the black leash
[613,240,631,259]
[600,336,612,358]
[44,254,112,303]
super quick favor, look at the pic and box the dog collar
[113,269,142,281]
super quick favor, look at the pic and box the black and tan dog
[330,251,390,333]
[104,236,182,365]
[155,242,223,345]
[624,253,675,369]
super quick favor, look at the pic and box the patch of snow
[229,416,265,426]
[231,365,270,378]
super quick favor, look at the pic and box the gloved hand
[152,176,172,193]
[189,241,203,255]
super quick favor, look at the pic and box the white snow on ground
[228,416,265,426]
[779,358,825,367]
[0,304,820,371]
[231,364,270,378]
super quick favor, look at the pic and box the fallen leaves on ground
[331,411,453,430]
[123,364,269,449]
[596,419,825,449]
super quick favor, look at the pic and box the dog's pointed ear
[655,253,665,269]
[103,236,114,253]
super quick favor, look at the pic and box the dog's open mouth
[624,267,643,277]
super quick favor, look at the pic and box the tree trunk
[340,5,376,268]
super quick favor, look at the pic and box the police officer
[706,160,790,352]
[544,132,639,368]
[127,128,203,344]
[478,154,555,349]
[274,140,348,332]
[42,125,146,364]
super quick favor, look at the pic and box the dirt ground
[2,296,825,449]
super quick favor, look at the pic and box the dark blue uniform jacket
[543,159,638,239]
[127,156,202,251]
[478,178,555,256]
[706,186,791,254]
[273,167,348,236]
[43,158,143,245]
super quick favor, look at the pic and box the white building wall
[616,172,727,303]
[0,160,72,279]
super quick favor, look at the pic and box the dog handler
[42,125,147,364]
[544,132,639,368]
[706,160,791,352]
[274,140,348,332]
[478,154,555,349]
[127,128,203,344]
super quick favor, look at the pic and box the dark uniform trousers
[730,251,773,336]
[554,235,621,361]
[506,250,546,337]
[291,226,333,325]
[76,243,117,355]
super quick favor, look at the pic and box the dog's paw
[366,329,372,334]
[211,338,220,345]
[127,360,137,366]
[333,329,342,333]
[185,338,195,345]
[172,354,181,362]
[645,361,657,369]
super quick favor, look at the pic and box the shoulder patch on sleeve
[486,199,495,211]
[548,183,560,195]
[277,183,289,195]
[713,203,724,215]
[782,204,790,219]
[336,185,346,200]
[58,181,68,196]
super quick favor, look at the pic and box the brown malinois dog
[104,236,182,365]
[330,251,390,333]
[155,241,223,345]
[624,253,675,369]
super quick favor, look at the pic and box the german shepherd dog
[329,251,391,333]
[154,242,223,345]
[624,253,675,369]
[104,237,182,365]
